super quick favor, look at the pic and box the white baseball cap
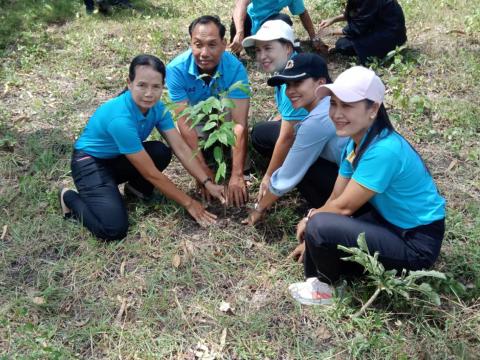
[242,20,295,48]
[315,66,385,103]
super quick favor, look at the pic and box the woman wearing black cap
[319,0,407,64]
[243,53,347,225]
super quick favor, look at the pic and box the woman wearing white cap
[288,66,445,304]
[242,20,309,207]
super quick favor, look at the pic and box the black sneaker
[97,0,111,14]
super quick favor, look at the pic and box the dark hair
[189,15,226,39]
[118,54,165,96]
[352,101,393,169]
[353,100,430,173]
[128,54,166,83]
[277,38,303,54]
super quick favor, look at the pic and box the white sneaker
[288,277,333,305]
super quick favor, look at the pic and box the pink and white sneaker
[288,277,334,305]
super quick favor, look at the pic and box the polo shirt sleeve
[288,0,306,15]
[166,64,188,103]
[155,107,176,132]
[269,114,335,196]
[352,144,401,193]
[226,62,251,99]
[107,117,143,155]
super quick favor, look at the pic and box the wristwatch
[202,177,212,186]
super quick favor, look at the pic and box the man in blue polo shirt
[166,15,250,207]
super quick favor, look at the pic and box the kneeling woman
[60,54,225,240]
[244,53,346,225]
[291,66,445,294]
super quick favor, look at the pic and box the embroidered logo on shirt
[346,149,356,164]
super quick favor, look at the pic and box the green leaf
[204,133,218,149]
[215,162,227,182]
[213,146,223,165]
[202,122,217,132]
[217,132,228,145]
[221,98,236,109]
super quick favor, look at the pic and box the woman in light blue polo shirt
[242,20,309,205]
[59,55,225,241]
[289,66,445,303]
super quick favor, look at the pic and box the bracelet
[202,177,212,186]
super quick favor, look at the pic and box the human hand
[330,28,344,36]
[185,199,217,227]
[296,217,308,243]
[228,32,244,54]
[256,174,270,203]
[288,242,306,263]
[197,167,216,203]
[227,174,248,207]
[311,38,329,57]
[241,207,264,226]
[205,181,226,204]
[319,17,335,29]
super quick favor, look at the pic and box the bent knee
[305,213,347,247]
[99,223,128,241]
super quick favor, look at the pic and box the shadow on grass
[0,0,79,54]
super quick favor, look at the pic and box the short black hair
[188,15,226,39]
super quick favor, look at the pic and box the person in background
[243,53,347,225]
[59,54,225,241]
[288,66,445,304]
[319,0,407,64]
[229,0,327,56]
[166,15,250,207]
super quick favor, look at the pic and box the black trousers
[251,121,338,207]
[84,0,94,11]
[304,210,445,283]
[64,141,172,241]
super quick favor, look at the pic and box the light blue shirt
[166,49,250,105]
[269,97,346,196]
[275,84,308,121]
[248,0,306,34]
[75,90,175,158]
[339,131,446,229]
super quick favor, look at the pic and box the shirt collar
[187,49,223,82]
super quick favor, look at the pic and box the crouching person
[59,54,225,240]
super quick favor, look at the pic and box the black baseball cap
[267,53,332,87]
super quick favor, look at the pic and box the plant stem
[351,287,382,318]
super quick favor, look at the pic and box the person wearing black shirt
[319,0,407,63]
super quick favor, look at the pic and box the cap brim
[267,72,309,87]
[242,34,292,48]
[315,84,365,102]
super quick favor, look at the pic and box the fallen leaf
[219,301,234,315]
[1,225,7,240]
[120,259,126,277]
[316,325,332,340]
[115,296,128,324]
[32,296,45,305]
[172,254,181,268]
[446,159,458,172]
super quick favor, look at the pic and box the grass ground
[0,0,479,358]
